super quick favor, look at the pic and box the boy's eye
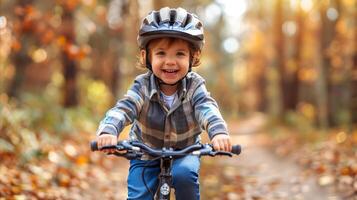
[155,51,165,55]
[177,52,187,56]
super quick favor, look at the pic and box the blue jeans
[127,155,200,200]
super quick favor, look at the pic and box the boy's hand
[211,134,232,152]
[96,134,117,154]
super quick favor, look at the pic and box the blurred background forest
[0,0,356,199]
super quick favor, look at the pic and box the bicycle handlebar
[90,140,241,159]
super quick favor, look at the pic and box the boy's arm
[192,83,231,151]
[192,83,229,139]
[96,79,144,137]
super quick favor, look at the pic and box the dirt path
[200,114,342,200]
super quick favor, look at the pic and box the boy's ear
[193,51,201,58]
[140,49,146,65]
[190,50,201,67]
[193,51,201,61]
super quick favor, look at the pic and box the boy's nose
[165,56,176,65]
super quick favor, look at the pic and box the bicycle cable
[141,157,161,200]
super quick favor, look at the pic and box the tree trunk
[256,3,268,112]
[337,0,356,130]
[270,0,284,118]
[317,0,345,128]
[99,0,128,99]
[315,4,332,129]
[9,51,31,98]
[327,0,342,127]
[61,4,78,107]
[7,0,34,98]
[352,49,357,124]
[275,0,300,114]
[288,4,304,112]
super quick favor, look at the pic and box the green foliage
[285,111,315,133]
[77,74,113,116]
[334,109,352,130]
[0,98,40,155]
[0,91,99,161]
[0,138,14,152]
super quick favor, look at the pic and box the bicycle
[90,140,241,200]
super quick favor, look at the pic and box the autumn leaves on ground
[1,111,356,200]
[201,116,357,200]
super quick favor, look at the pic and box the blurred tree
[273,0,305,117]
[210,13,230,111]
[59,0,80,107]
[7,0,34,98]
[271,0,285,118]
[315,0,340,128]
[244,2,269,112]
[287,1,304,113]
[349,20,357,126]
[88,0,129,100]
[119,0,140,91]
[353,32,357,125]
[326,0,356,129]
[321,0,337,127]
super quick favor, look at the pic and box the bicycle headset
[137,7,205,86]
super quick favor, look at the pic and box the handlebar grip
[90,141,98,151]
[231,145,241,155]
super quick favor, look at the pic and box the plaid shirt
[96,71,228,149]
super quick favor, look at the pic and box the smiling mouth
[162,69,179,73]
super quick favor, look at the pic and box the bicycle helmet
[137,7,205,51]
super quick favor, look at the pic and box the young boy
[95,7,231,200]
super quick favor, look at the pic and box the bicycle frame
[156,157,173,200]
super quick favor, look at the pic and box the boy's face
[147,38,190,85]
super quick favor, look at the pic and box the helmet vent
[154,11,160,25]
[196,22,203,29]
[184,14,192,27]
[169,10,176,26]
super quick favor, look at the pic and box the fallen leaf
[318,175,335,186]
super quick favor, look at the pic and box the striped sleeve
[192,83,228,140]
[96,79,144,137]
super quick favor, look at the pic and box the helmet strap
[145,48,153,71]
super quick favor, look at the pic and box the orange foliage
[11,39,22,52]
[56,36,90,60]
[57,0,80,11]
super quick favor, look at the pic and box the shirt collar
[148,72,188,101]
[149,73,159,99]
